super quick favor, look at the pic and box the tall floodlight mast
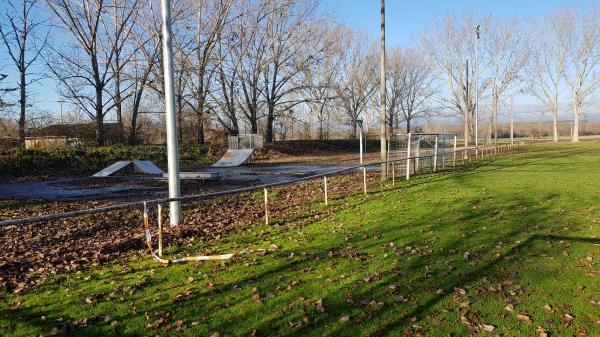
[160,0,182,226]
[379,0,387,179]
[475,24,481,153]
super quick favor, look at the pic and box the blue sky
[322,0,596,48]
[1,0,598,122]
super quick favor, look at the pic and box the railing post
[406,133,412,180]
[363,167,367,195]
[453,135,457,167]
[324,176,328,206]
[264,188,269,225]
[415,138,421,174]
[433,136,438,172]
[157,204,163,257]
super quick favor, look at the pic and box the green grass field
[1,142,599,336]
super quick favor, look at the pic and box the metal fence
[0,141,524,229]
[228,134,264,150]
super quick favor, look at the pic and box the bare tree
[388,47,435,133]
[525,9,570,142]
[105,0,139,142]
[484,17,529,144]
[182,0,233,144]
[564,6,600,142]
[334,28,377,138]
[301,25,341,139]
[126,1,162,145]
[0,0,49,145]
[421,14,491,147]
[261,0,319,142]
[45,0,136,145]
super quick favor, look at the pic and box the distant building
[26,122,122,148]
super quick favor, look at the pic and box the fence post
[391,161,395,186]
[363,167,367,195]
[453,135,457,166]
[264,188,269,225]
[324,176,328,206]
[157,204,163,257]
[415,138,421,174]
[406,133,412,180]
[433,136,439,172]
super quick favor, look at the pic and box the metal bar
[324,176,328,206]
[0,147,491,228]
[433,136,438,172]
[158,204,163,257]
[405,133,412,180]
[264,188,269,226]
[363,167,367,195]
[160,0,182,226]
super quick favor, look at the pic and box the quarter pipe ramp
[212,149,254,167]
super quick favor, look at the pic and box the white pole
[324,176,328,206]
[453,135,457,166]
[264,188,269,225]
[160,0,182,226]
[359,124,363,164]
[475,25,480,157]
[157,204,163,257]
[363,167,367,195]
[405,133,412,180]
[433,136,438,172]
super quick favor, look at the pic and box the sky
[1,0,598,123]
[322,0,596,47]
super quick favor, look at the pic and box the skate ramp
[92,160,165,177]
[132,160,164,175]
[212,149,254,167]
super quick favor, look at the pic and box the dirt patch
[0,171,384,292]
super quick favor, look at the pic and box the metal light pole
[57,100,65,124]
[160,0,182,226]
[379,0,387,179]
[474,24,481,153]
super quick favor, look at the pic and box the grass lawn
[1,142,599,336]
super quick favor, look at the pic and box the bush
[0,145,219,181]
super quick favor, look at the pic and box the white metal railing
[228,134,263,149]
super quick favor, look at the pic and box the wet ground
[0,163,358,201]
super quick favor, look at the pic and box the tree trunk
[18,70,26,146]
[95,87,104,145]
[572,101,580,143]
[265,103,275,142]
[197,112,204,145]
[406,118,411,134]
[552,111,558,142]
[114,78,124,143]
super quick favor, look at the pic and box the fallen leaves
[517,314,532,323]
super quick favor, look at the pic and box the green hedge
[0,145,218,181]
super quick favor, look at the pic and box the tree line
[1,1,599,146]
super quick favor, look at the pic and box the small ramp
[92,161,132,177]
[212,149,254,167]
[92,160,164,177]
[133,160,164,175]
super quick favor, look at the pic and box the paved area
[0,163,358,201]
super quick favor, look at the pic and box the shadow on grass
[2,144,597,336]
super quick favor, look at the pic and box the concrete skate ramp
[92,160,164,177]
[92,161,132,177]
[133,160,164,175]
[212,149,254,167]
